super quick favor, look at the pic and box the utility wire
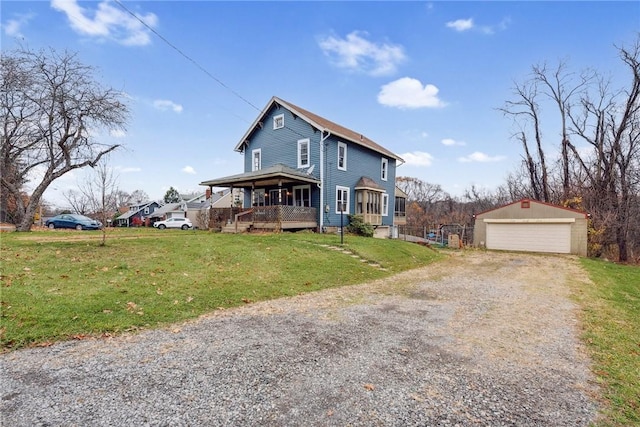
[114,0,261,114]
[113,0,318,145]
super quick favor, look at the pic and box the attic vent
[521,200,530,209]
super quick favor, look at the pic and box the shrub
[347,214,374,237]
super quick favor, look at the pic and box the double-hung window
[337,142,347,171]
[273,114,284,130]
[382,193,389,216]
[336,186,349,213]
[252,149,262,171]
[298,138,310,168]
[381,158,388,181]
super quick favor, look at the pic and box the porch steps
[221,221,251,233]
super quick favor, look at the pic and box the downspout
[319,129,331,232]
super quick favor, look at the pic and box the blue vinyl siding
[242,105,321,176]
[240,103,397,228]
[322,137,396,228]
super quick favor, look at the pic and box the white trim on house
[381,157,388,181]
[382,193,389,216]
[252,148,262,171]
[338,141,347,171]
[336,186,350,214]
[297,138,310,168]
[293,184,311,207]
[273,113,284,129]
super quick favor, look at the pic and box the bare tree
[63,189,92,215]
[1,47,129,231]
[503,36,640,261]
[567,39,640,261]
[500,79,551,202]
[91,161,118,246]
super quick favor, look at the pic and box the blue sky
[2,1,639,206]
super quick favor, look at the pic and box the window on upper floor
[338,142,347,171]
[298,138,310,168]
[382,193,389,216]
[273,114,284,130]
[336,186,350,214]
[381,157,388,181]
[252,149,262,171]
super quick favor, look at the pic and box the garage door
[486,223,571,254]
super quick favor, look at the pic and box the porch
[211,206,317,233]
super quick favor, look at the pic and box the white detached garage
[473,199,588,256]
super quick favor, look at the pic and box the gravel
[0,251,599,426]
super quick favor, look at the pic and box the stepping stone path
[318,244,387,271]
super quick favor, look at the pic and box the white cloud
[458,152,506,163]
[182,166,196,175]
[318,31,406,76]
[50,0,157,46]
[378,77,446,109]
[447,16,510,35]
[441,138,465,146]
[153,99,183,113]
[446,18,474,32]
[399,151,434,167]
[2,13,34,38]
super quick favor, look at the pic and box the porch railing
[209,206,317,230]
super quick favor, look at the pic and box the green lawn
[0,228,441,351]
[577,259,640,426]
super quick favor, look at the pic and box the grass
[576,258,640,426]
[0,228,442,351]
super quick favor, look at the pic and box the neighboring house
[115,201,161,227]
[148,201,188,226]
[186,189,243,228]
[473,199,588,256]
[199,96,406,233]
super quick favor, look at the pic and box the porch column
[277,180,283,231]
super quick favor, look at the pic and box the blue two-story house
[200,97,406,233]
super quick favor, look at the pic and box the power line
[113,1,318,148]
[113,0,261,114]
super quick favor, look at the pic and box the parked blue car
[45,214,102,230]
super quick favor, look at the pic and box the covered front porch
[200,164,320,232]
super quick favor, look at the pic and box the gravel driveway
[0,251,598,426]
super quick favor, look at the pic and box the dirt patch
[0,251,599,426]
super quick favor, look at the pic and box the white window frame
[293,185,311,207]
[273,114,284,130]
[297,138,310,168]
[381,157,388,181]
[253,189,266,206]
[382,193,389,216]
[337,142,347,171]
[252,148,262,171]
[335,186,350,214]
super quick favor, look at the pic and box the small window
[336,186,349,214]
[521,200,530,209]
[298,138,310,168]
[381,158,388,181]
[273,114,284,130]
[144,207,149,214]
[252,149,262,171]
[382,193,389,216]
[337,142,347,171]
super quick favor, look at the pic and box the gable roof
[235,96,403,163]
[474,198,588,218]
